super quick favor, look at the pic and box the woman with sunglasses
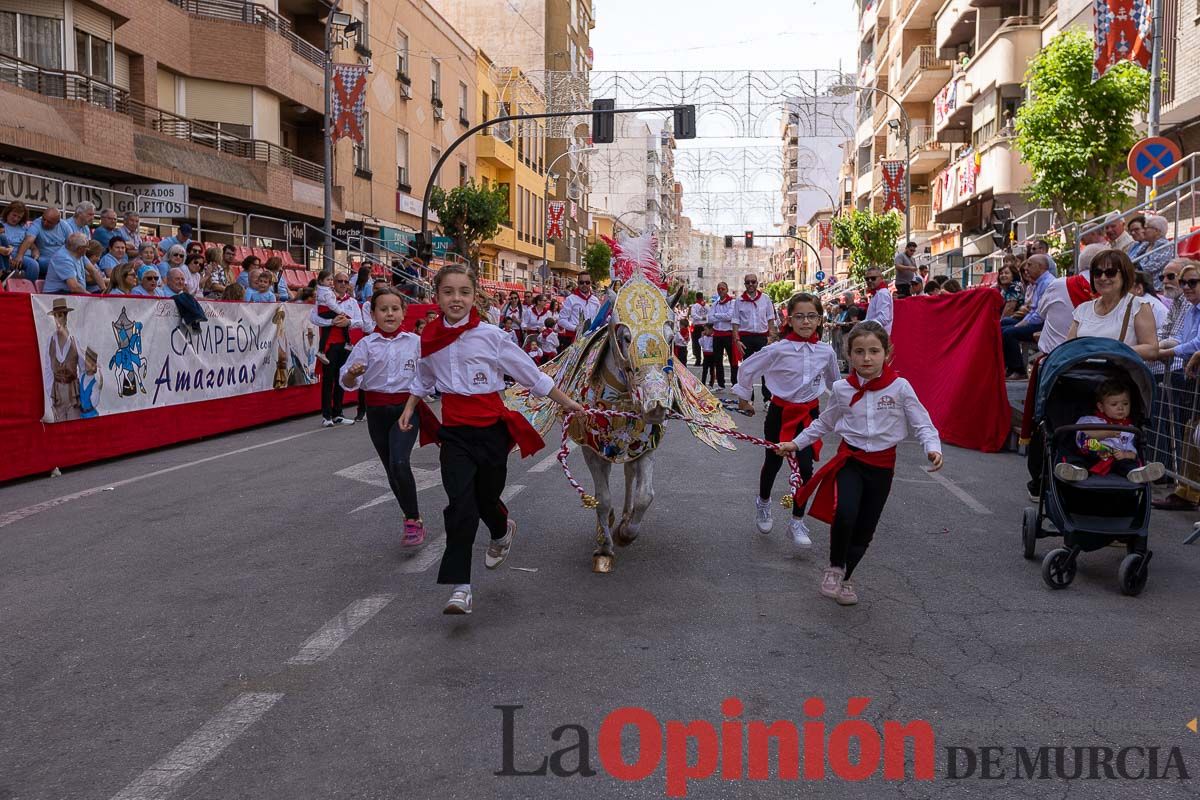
[130,267,169,297]
[1066,249,1159,361]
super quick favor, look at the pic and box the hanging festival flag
[881,160,907,213]
[330,64,369,143]
[546,201,566,239]
[817,220,832,251]
[1093,0,1153,81]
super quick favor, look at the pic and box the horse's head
[607,279,685,425]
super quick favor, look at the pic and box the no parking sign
[1127,137,1182,187]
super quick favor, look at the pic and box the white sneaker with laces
[788,518,813,548]
[485,519,516,569]
[819,567,844,598]
[1127,462,1165,484]
[1053,462,1088,482]
[443,585,472,615]
[836,580,859,606]
[322,418,335,428]
[334,416,356,426]
[754,497,773,534]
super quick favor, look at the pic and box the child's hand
[398,410,414,431]
[775,441,799,456]
[738,399,754,416]
[927,451,944,472]
[345,363,366,379]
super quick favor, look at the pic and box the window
[353,110,371,175]
[192,120,252,154]
[431,59,441,101]
[396,129,409,189]
[481,90,490,132]
[459,161,468,187]
[458,81,469,124]
[396,30,409,79]
[0,12,64,70]
[431,146,442,186]
[353,0,371,58]
[74,29,111,81]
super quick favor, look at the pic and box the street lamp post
[543,146,596,286]
[832,83,910,244]
[320,4,360,273]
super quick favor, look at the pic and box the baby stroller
[1022,337,1155,596]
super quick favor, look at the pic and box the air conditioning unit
[397,70,411,86]
[398,82,411,100]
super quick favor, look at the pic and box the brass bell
[592,554,615,573]
[780,494,794,509]
[582,494,599,508]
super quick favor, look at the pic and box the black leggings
[711,334,736,387]
[437,422,511,585]
[739,334,771,402]
[829,459,894,579]
[759,402,816,519]
[690,325,704,365]
[365,404,421,520]
[321,343,349,419]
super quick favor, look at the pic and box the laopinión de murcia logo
[495,699,1191,797]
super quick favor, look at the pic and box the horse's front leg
[582,447,616,573]
[615,454,654,547]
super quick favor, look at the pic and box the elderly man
[162,266,189,297]
[1135,214,1174,288]
[43,231,90,294]
[1001,254,1053,379]
[63,202,95,238]
[14,207,72,279]
[158,223,194,259]
[114,211,143,250]
[1104,212,1136,253]
[863,266,893,334]
[1025,238,1058,276]
[91,208,120,249]
[893,241,918,297]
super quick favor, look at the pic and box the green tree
[831,209,903,282]
[430,180,509,267]
[1014,28,1150,224]
[764,279,795,304]
[584,240,612,285]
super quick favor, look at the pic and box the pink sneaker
[402,519,426,547]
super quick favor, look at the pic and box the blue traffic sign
[1128,137,1182,187]
[814,271,826,281]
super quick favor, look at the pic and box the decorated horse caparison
[506,232,734,572]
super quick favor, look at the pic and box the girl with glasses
[735,293,840,550]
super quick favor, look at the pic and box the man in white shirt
[1036,271,1092,356]
[557,275,602,347]
[709,281,738,388]
[310,272,363,426]
[864,267,893,335]
[732,273,778,402]
[688,292,709,366]
[1104,212,1136,254]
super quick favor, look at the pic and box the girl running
[400,265,584,615]
[736,293,839,549]
[776,321,942,606]
[340,287,438,546]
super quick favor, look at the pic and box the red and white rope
[558,408,802,508]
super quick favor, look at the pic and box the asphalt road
[2,371,1200,799]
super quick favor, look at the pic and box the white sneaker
[334,416,355,426]
[836,580,859,606]
[754,497,773,534]
[443,586,472,615]
[1127,462,1165,484]
[485,519,516,569]
[315,351,330,365]
[1053,462,1088,482]
[819,566,844,598]
[322,418,335,428]
[788,518,813,548]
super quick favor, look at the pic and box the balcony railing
[898,45,952,96]
[168,0,325,67]
[0,52,324,183]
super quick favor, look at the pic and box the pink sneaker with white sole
[402,519,426,547]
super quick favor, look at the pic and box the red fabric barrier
[1,293,327,482]
[890,288,1010,453]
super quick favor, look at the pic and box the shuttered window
[113,47,129,89]
[0,0,63,18]
[184,78,252,125]
[73,3,111,39]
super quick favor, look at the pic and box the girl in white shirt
[340,287,436,547]
[400,266,583,615]
[778,321,943,606]
[736,293,839,549]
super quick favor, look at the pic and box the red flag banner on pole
[330,64,369,144]
[881,160,907,213]
[817,220,832,251]
[1093,0,1153,81]
[547,202,566,239]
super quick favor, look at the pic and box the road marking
[286,594,395,666]
[928,470,992,515]
[529,440,574,473]
[347,467,441,514]
[0,429,325,530]
[398,485,525,574]
[108,692,283,800]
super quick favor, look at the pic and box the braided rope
[558,408,802,509]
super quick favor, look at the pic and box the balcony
[931,137,1029,221]
[896,45,954,102]
[887,124,952,175]
[911,204,933,231]
[477,134,516,170]
[935,0,977,56]
[933,74,972,142]
[0,52,323,184]
[169,0,324,67]
[860,0,879,36]
[964,18,1041,92]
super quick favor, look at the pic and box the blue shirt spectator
[158,224,194,258]
[245,288,277,302]
[43,238,89,293]
[113,212,143,250]
[23,211,73,277]
[91,208,120,249]
[98,252,127,274]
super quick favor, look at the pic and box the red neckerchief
[740,290,762,303]
[1098,412,1132,427]
[716,294,733,305]
[375,327,404,339]
[694,297,707,306]
[1066,274,1095,307]
[420,308,480,356]
[785,331,821,344]
[847,365,900,406]
[867,286,880,298]
[571,289,592,301]
[337,292,353,303]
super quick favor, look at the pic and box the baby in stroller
[1053,379,1164,484]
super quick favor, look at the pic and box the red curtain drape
[890,288,1010,453]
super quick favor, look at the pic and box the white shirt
[184,269,202,296]
[700,335,713,353]
[523,306,552,330]
[709,297,737,332]
[339,331,421,393]
[486,307,502,326]
[792,375,941,455]
[734,292,777,334]
[1072,294,1153,347]
[1036,276,1077,355]
[866,288,894,335]
[690,301,709,325]
[539,330,560,353]
[1147,296,1169,331]
[413,316,554,398]
[309,294,363,330]
[733,339,839,404]
[558,291,602,333]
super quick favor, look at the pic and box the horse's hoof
[615,528,638,547]
[592,554,615,573]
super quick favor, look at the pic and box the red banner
[1094,0,1152,81]
[881,160,907,213]
[891,287,1010,453]
[547,202,566,239]
[817,220,832,251]
[330,64,369,143]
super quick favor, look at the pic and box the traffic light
[592,98,615,144]
[673,105,696,140]
[990,206,1014,250]
[745,230,754,248]
[724,235,734,248]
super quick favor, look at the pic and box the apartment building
[779,94,849,236]
[589,114,659,235]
